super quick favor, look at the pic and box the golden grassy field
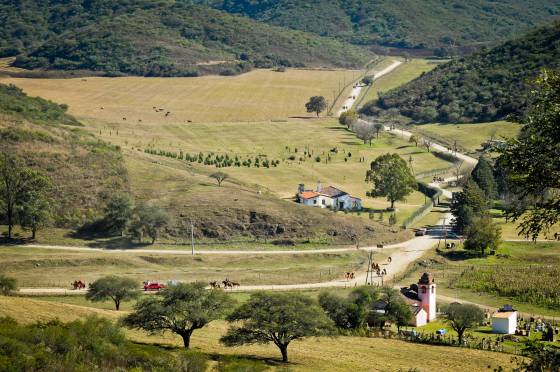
[0,296,518,371]
[0,245,380,288]
[0,68,362,123]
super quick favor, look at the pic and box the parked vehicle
[143,281,165,291]
[415,228,427,236]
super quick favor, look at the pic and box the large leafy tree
[221,292,334,362]
[103,194,133,236]
[497,70,560,239]
[0,153,50,239]
[86,276,139,311]
[127,204,170,244]
[366,153,416,209]
[450,178,489,234]
[464,215,502,256]
[305,96,327,117]
[443,302,484,344]
[123,282,233,348]
[471,156,496,198]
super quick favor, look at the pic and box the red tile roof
[299,191,319,200]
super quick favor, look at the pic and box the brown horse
[209,281,221,289]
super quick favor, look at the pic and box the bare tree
[423,138,433,152]
[342,227,360,248]
[354,121,376,145]
[373,123,384,139]
[453,160,464,184]
[210,172,229,186]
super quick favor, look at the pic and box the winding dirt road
[336,60,402,117]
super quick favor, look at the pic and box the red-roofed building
[297,182,362,210]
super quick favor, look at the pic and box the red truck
[143,281,165,291]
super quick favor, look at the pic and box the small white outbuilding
[492,311,517,334]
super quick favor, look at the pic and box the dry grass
[0,246,372,287]
[0,68,362,123]
[413,121,521,153]
[0,296,518,371]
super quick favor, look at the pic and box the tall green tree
[0,154,50,239]
[86,276,139,311]
[19,171,51,240]
[221,292,334,363]
[103,194,133,236]
[464,215,502,256]
[366,153,416,209]
[497,70,560,239]
[451,178,488,234]
[123,282,233,348]
[471,157,496,198]
[127,204,169,244]
[443,302,484,344]
[305,96,327,117]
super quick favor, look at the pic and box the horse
[230,281,240,288]
[222,279,232,289]
[209,281,220,289]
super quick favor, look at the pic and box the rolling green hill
[0,84,128,227]
[361,21,560,123]
[0,0,371,76]
[195,0,560,51]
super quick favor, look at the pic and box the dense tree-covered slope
[0,84,128,226]
[0,0,371,76]
[195,0,560,50]
[361,22,560,123]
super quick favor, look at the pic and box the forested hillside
[196,0,560,50]
[361,21,560,123]
[0,0,371,76]
[0,84,128,226]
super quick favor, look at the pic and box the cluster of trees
[195,0,559,51]
[0,154,51,240]
[0,84,79,126]
[339,111,384,145]
[451,157,502,255]
[496,70,560,239]
[144,148,280,169]
[1,1,368,76]
[319,286,412,332]
[88,194,169,244]
[363,21,560,123]
[366,153,417,210]
[453,69,560,245]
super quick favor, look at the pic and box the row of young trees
[145,148,281,169]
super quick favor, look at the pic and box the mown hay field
[0,68,362,123]
[0,296,518,371]
[122,123,451,225]
[0,246,380,288]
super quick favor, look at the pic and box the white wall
[492,314,517,334]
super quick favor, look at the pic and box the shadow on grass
[86,236,152,250]
[438,249,481,261]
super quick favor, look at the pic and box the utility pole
[190,219,195,255]
[443,216,448,249]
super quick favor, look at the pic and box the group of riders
[209,278,240,289]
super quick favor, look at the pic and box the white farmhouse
[297,182,361,211]
[492,305,517,334]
